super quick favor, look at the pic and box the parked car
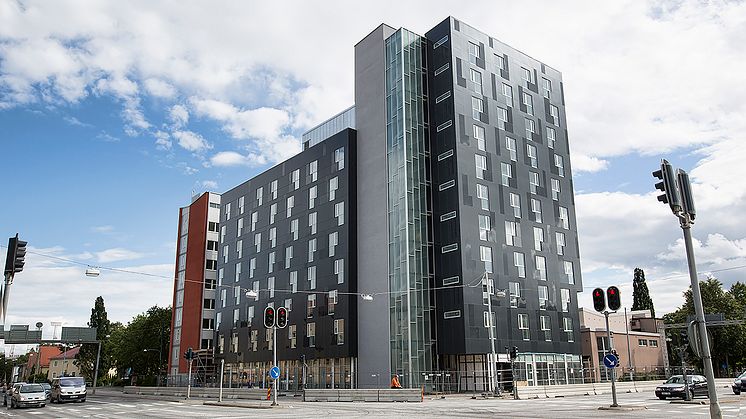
[655,375,708,400]
[4,382,26,406]
[10,384,46,408]
[40,383,51,400]
[733,371,746,395]
[50,377,86,403]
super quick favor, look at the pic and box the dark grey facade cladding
[215,129,357,363]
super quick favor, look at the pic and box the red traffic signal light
[592,288,606,313]
[276,306,288,329]
[264,306,275,328]
[607,286,621,311]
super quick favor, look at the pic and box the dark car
[733,371,746,395]
[655,375,708,400]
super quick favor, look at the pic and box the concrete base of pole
[598,405,647,411]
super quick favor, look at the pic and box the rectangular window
[556,232,566,255]
[269,227,276,248]
[203,298,215,309]
[270,203,277,224]
[497,106,508,129]
[525,118,535,138]
[538,285,548,310]
[252,281,259,301]
[526,144,538,168]
[514,252,526,278]
[509,282,520,308]
[225,202,231,221]
[309,185,317,209]
[220,289,227,308]
[289,325,297,349]
[308,212,317,235]
[285,246,293,269]
[328,231,338,257]
[283,298,292,312]
[270,179,278,200]
[510,192,521,218]
[533,226,544,251]
[440,211,457,221]
[334,318,344,345]
[307,294,316,317]
[638,339,648,347]
[495,54,505,71]
[649,340,659,347]
[250,212,257,232]
[328,290,337,315]
[238,196,245,214]
[443,310,462,319]
[436,120,453,132]
[307,322,316,347]
[542,78,552,98]
[247,305,254,322]
[561,288,570,312]
[202,318,214,330]
[286,196,294,218]
[529,171,540,194]
[506,137,517,161]
[518,313,530,340]
[256,187,264,206]
[480,246,493,274]
[290,271,298,293]
[531,198,542,223]
[505,220,517,246]
[522,92,534,116]
[443,276,460,286]
[222,245,229,264]
[559,206,570,229]
[206,259,217,270]
[468,41,480,64]
[335,259,344,284]
[476,184,489,211]
[540,315,551,341]
[472,96,483,120]
[249,330,257,352]
[433,35,448,49]
[329,177,338,201]
[521,67,534,85]
[309,160,318,182]
[254,232,261,253]
[550,104,560,126]
[473,125,486,151]
[470,68,483,94]
[208,221,219,232]
[434,62,449,76]
[236,240,243,259]
[291,169,300,190]
[478,214,491,241]
[551,178,561,200]
[502,83,513,107]
[435,91,451,103]
[249,258,256,278]
[308,266,316,289]
[268,251,275,273]
[475,154,487,179]
[308,238,316,262]
[237,218,244,237]
[501,162,512,186]
[235,262,242,282]
[437,149,454,161]
[564,261,575,285]
[335,202,345,226]
[442,243,459,253]
[220,224,226,242]
[564,317,574,342]
[335,147,345,170]
[547,126,556,149]
[554,154,565,177]
[291,218,299,240]
[536,255,547,280]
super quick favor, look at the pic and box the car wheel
[734,390,740,395]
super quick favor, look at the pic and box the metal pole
[187,359,192,399]
[624,308,633,383]
[1,273,13,326]
[219,359,224,402]
[272,325,277,406]
[92,341,101,394]
[681,348,690,401]
[511,359,517,400]
[485,272,498,395]
[681,219,722,418]
[604,311,618,407]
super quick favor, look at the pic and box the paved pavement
[0,386,741,418]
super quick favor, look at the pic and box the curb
[203,401,279,409]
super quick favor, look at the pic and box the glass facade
[385,29,432,388]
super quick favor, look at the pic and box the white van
[50,377,86,403]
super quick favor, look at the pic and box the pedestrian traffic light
[264,306,275,328]
[276,306,288,329]
[510,346,518,360]
[4,234,27,276]
[652,159,682,213]
[592,288,606,313]
[676,169,696,221]
[680,329,689,346]
[606,286,621,311]
[184,347,194,361]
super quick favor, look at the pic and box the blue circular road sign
[269,366,281,380]
[603,354,619,368]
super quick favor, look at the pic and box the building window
[290,271,298,293]
[525,118,535,139]
[335,259,344,284]
[540,315,551,341]
[335,147,345,171]
[235,262,242,282]
[308,238,316,263]
[502,83,513,107]
[561,289,570,312]
[470,68,483,94]
[309,160,318,182]
[247,306,254,323]
[249,212,257,232]
[269,227,276,248]
[505,137,517,161]
[509,282,520,308]
[536,255,547,280]
[335,202,345,226]
[558,206,570,229]
[268,251,275,274]
[501,162,512,186]
[270,203,277,224]
[208,221,219,232]
[518,313,530,340]
[203,299,215,309]
[308,266,316,289]
[443,276,460,286]
[328,290,337,315]
[474,125,486,151]
[556,232,566,255]
[649,340,659,347]
[542,78,551,98]
[291,219,299,240]
[231,332,239,353]
[307,212,317,235]
[249,258,256,279]
[564,317,574,342]
[505,220,518,246]
[564,261,575,285]
[497,106,508,129]
[307,294,316,317]
[550,104,560,126]
[522,92,534,116]
[510,192,521,218]
[438,149,454,161]
[480,246,493,274]
[554,154,565,177]
[256,187,264,206]
[334,319,345,345]
[284,298,292,312]
[476,184,489,211]
[521,67,534,85]
[529,171,540,194]
[472,97,483,120]
[495,54,505,71]
[547,126,556,149]
[468,41,480,63]
[444,310,461,319]
[526,144,537,168]
[225,202,231,221]
[638,339,647,347]
[538,285,548,310]
[252,281,259,301]
[250,330,257,352]
[442,243,459,253]
[207,240,218,251]
[236,240,243,259]
[309,186,317,209]
[533,227,544,251]
[237,218,244,237]
[285,246,293,269]
[328,232,338,257]
[441,211,457,222]
[435,91,451,103]
[551,179,561,200]
[531,198,542,223]
[286,196,294,218]
[220,225,226,242]
[291,169,300,190]
[222,245,228,264]
[434,62,449,75]
[254,232,261,253]
[202,318,214,330]
[478,215,491,241]
[436,120,452,132]
[289,325,297,349]
[483,311,495,330]
[475,154,487,179]
[514,252,526,278]
[206,259,217,270]
[270,179,278,200]
[329,177,338,201]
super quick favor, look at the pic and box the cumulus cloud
[168,104,189,128]
[144,78,176,98]
[200,180,218,190]
[571,154,609,173]
[173,130,211,153]
[95,248,147,263]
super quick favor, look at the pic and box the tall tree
[631,267,655,317]
[109,306,171,386]
[76,296,112,382]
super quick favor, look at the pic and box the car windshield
[41,383,51,389]
[59,377,85,387]
[20,384,44,393]
[666,376,684,384]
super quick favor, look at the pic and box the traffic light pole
[272,325,278,406]
[484,272,498,395]
[680,214,721,418]
[187,358,193,399]
[604,311,618,408]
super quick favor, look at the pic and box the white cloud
[200,180,218,190]
[210,150,266,167]
[173,130,211,153]
[143,78,176,98]
[91,225,114,233]
[95,248,147,263]
[571,154,609,173]
[154,130,172,150]
[168,104,189,128]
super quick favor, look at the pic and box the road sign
[687,320,713,358]
[603,353,619,369]
[61,326,97,342]
[269,366,280,380]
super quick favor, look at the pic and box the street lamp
[85,267,100,277]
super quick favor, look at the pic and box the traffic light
[592,288,606,313]
[264,306,275,328]
[652,159,682,213]
[184,347,194,360]
[510,346,518,360]
[676,169,696,221]
[4,234,27,276]
[606,286,621,311]
[276,306,288,329]
[680,329,689,347]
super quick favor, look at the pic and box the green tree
[75,296,112,382]
[631,267,655,317]
[109,306,171,386]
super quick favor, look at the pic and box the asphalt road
[0,386,741,418]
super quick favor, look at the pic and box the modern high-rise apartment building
[169,16,583,391]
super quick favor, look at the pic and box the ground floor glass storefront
[219,357,356,390]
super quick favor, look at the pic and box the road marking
[28,412,44,415]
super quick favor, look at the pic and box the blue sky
[1,0,746,340]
